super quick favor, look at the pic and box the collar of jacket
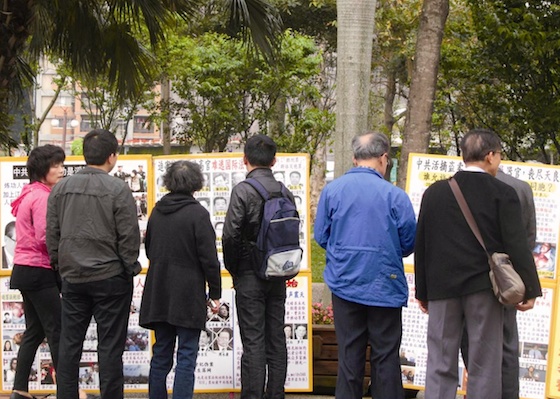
[246,167,273,178]
[77,166,109,175]
[346,166,384,179]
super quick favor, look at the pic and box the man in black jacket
[223,134,295,399]
[461,168,537,399]
[47,129,141,399]
[414,128,541,399]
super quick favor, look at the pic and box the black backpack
[244,178,303,280]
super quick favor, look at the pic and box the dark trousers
[234,273,287,399]
[461,305,519,399]
[56,274,133,399]
[331,293,404,399]
[14,286,61,391]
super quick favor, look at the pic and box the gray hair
[163,161,203,195]
[352,132,390,160]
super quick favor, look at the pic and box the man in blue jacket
[314,132,416,399]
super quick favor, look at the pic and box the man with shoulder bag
[414,128,542,399]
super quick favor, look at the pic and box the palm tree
[0,0,281,152]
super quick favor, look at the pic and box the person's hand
[208,299,220,314]
[418,300,429,314]
[516,297,536,311]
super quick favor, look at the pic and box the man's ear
[270,157,276,167]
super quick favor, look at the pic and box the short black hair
[460,129,502,163]
[26,145,65,183]
[244,134,277,167]
[83,129,118,165]
[163,161,203,195]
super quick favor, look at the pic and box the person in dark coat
[139,160,222,399]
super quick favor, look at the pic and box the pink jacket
[11,182,52,269]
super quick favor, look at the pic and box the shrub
[311,302,334,325]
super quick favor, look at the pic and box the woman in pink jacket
[9,145,65,399]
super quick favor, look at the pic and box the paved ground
[0,392,466,399]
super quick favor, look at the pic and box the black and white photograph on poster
[214,222,224,242]
[293,324,307,340]
[284,324,294,340]
[212,172,230,191]
[198,197,210,211]
[198,329,214,352]
[232,171,246,187]
[213,196,228,217]
[1,220,16,270]
[211,327,233,351]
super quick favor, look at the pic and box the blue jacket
[314,167,416,307]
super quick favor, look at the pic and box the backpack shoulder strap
[279,182,290,197]
[243,178,270,201]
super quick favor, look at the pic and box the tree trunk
[269,95,286,136]
[398,0,449,189]
[309,142,326,224]
[384,67,397,134]
[161,76,171,155]
[334,0,377,178]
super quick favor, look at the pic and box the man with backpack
[223,134,299,399]
[314,132,416,399]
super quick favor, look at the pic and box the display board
[0,153,312,395]
[152,154,310,272]
[404,153,560,398]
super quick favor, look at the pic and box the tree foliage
[157,29,331,157]
[1,0,282,152]
[430,0,560,163]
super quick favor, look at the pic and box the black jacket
[414,171,541,302]
[139,193,221,330]
[222,168,295,276]
[47,167,141,283]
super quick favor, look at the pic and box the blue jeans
[149,323,200,399]
[234,273,287,399]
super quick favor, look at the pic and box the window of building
[133,116,154,133]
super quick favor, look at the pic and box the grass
[310,237,326,283]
